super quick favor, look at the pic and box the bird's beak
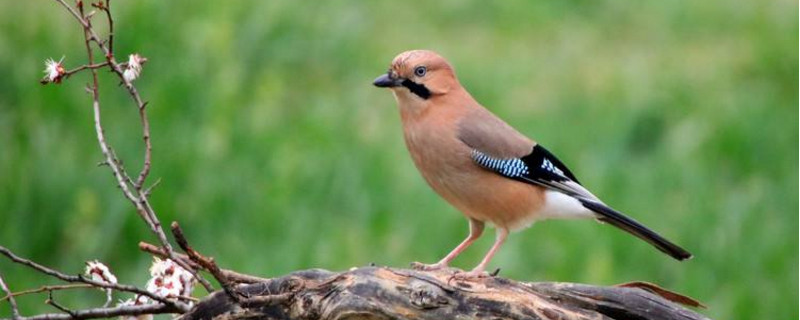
[373,72,402,88]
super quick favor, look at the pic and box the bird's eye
[414,66,427,77]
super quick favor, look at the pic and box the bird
[372,50,692,277]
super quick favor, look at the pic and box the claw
[410,261,447,271]
[449,269,490,281]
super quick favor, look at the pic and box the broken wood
[180,266,709,320]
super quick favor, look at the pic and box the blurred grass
[0,1,796,319]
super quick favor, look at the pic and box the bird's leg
[456,227,508,278]
[412,218,484,271]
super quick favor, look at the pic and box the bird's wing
[468,146,599,202]
[456,107,534,158]
[456,109,597,201]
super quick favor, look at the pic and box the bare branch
[63,62,109,78]
[91,0,114,55]
[0,274,22,320]
[45,291,76,318]
[133,101,152,192]
[138,242,199,270]
[138,242,270,284]
[2,284,92,302]
[171,222,238,302]
[142,178,161,198]
[11,303,179,320]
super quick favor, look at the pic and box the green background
[0,1,797,319]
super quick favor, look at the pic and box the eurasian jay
[373,50,691,277]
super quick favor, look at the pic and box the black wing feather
[521,145,580,184]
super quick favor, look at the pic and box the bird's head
[373,50,459,105]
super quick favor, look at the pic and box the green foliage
[0,1,796,319]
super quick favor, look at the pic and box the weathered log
[181,266,709,320]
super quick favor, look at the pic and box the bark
[181,266,709,320]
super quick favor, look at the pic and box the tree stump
[181,266,709,320]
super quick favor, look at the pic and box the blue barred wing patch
[470,149,530,178]
[470,145,581,186]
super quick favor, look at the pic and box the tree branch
[2,284,92,302]
[45,291,76,318]
[180,266,709,320]
[138,242,271,284]
[170,223,240,303]
[9,303,180,320]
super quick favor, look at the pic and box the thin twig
[0,274,22,320]
[138,242,199,270]
[138,242,270,284]
[171,222,239,302]
[133,101,152,192]
[63,62,109,79]
[45,291,76,318]
[11,303,179,320]
[143,178,161,198]
[106,0,114,55]
[91,0,113,56]
[1,284,92,302]
[40,62,112,84]
[0,246,188,312]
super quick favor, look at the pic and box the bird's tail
[579,199,692,261]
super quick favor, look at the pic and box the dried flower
[123,54,145,82]
[42,57,65,84]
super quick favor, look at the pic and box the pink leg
[415,219,484,271]
[463,227,508,277]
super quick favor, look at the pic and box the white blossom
[85,260,118,306]
[123,54,145,82]
[85,260,117,284]
[117,294,149,307]
[42,57,65,83]
[146,258,196,299]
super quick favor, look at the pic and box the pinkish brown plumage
[373,50,691,277]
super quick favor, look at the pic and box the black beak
[373,73,402,88]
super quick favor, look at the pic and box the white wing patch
[540,159,565,177]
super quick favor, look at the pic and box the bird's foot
[450,269,491,280]
[410,261,448,271]
[449,266,502,282]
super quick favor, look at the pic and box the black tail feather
[579,199,692,261]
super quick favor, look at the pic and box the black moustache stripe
[401,79,431,100]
